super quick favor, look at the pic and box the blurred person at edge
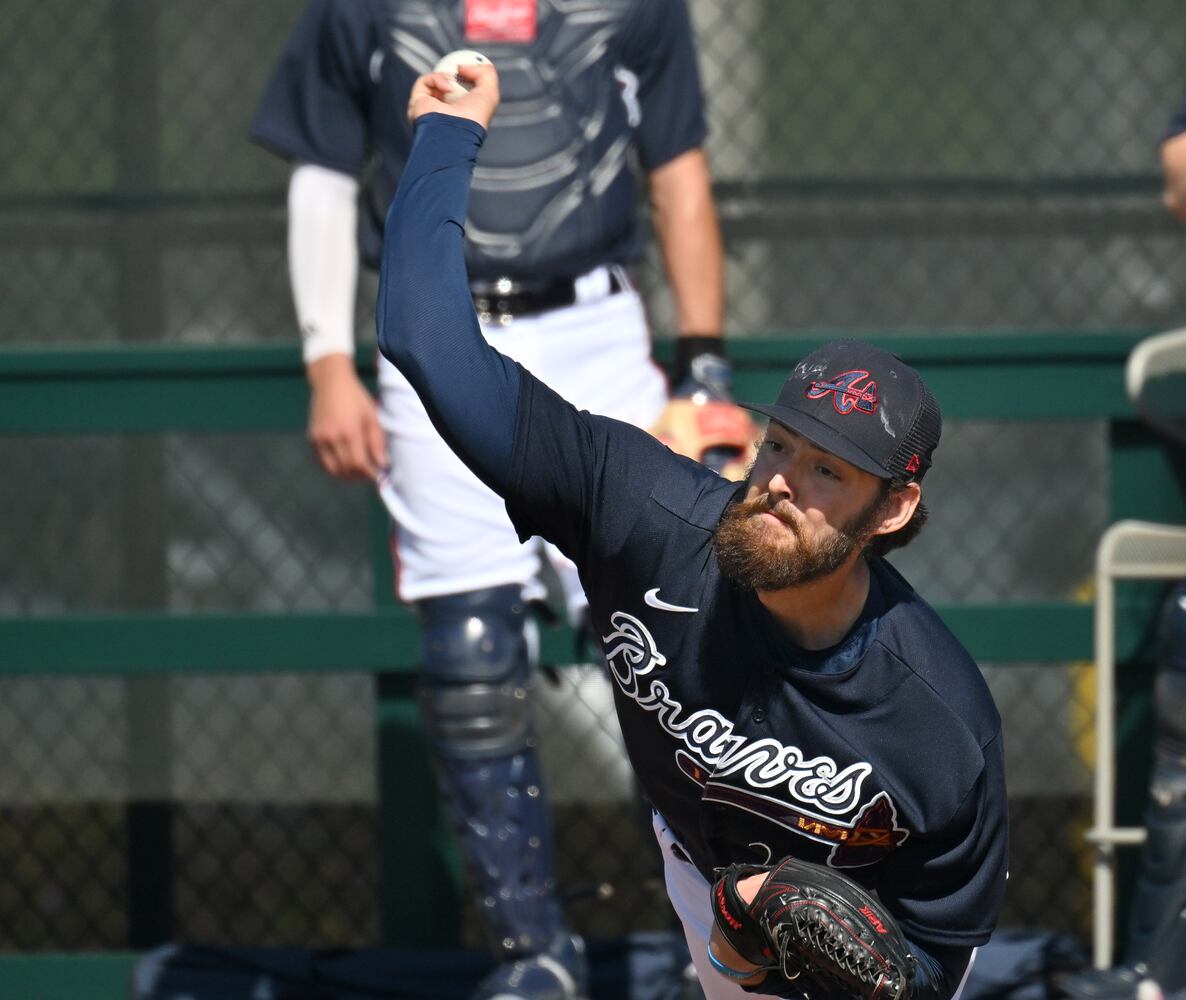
[1111,93,1186,995]
[1161,94,1186,222]
[249,1,730,997]
[1062,93,1186,1000]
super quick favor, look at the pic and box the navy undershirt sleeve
[375,113,520,493]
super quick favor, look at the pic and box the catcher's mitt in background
[711,856,915,1000]
[650,398,758,481]
[661,336,758,480]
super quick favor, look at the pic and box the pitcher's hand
[408,60,499,130]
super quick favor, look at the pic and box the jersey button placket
[751,706,766,724]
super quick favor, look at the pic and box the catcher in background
[380,62,1009,1000]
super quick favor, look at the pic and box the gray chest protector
[387,0,640,278]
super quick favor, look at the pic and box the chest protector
[380,0,641,278]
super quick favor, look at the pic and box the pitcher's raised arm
[375,63,518,494]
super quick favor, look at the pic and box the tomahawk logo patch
[678,751,909,868]
[602,608,909,867]
[806,370,879,415]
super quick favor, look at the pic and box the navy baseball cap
[741,339,942,483]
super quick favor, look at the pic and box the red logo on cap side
[905,454,921,473]
[806,370,879,415]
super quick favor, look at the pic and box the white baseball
[431,49,492,102]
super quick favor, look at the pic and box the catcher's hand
[650,398,757,481]
[710,856,915,1000]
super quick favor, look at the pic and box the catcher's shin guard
[1124,581,1186,991]
[417,585,565,958]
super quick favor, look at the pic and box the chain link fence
[3,0,1186,958]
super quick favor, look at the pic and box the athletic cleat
[471,931,589,1000]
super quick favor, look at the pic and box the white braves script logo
[601,611,871,815]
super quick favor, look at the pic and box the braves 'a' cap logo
[806,370,879,415]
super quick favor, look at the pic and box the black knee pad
[417,585,534,760]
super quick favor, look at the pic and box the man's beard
[714,489,888,591]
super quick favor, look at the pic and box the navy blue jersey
[377,116,1010,954]
[506,380,1007,949]
[251,0,708,275]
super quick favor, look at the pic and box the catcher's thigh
[377,366,540,603]
[376,278,665,603]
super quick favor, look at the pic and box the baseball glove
[711,856,915,1000]
[649,398,758,481]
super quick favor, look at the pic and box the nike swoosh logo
[644,588,699,613]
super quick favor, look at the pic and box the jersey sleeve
[617,0,709,170]
[503,375,691,567]
[249,0,377,174]
[876,729,1009,948]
